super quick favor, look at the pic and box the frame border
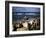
[5,1,45,37]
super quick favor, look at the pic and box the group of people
[13,17,40,31]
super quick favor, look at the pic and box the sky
[12,7,40,21]
[12,7,40,15]
[12,7,40,12]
